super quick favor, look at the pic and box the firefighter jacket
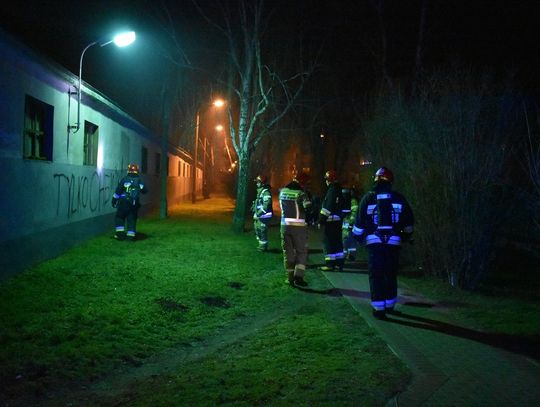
[113,173,148,208]
[352,183,414,246]
[253,184,273,220]
[319,182,344,224]
[279,181,312,226]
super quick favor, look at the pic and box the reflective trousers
[322,221,344,269]
[366,243,400,311]
[115,200,139,237]
[254,218,270,250]
[280,224,308,278]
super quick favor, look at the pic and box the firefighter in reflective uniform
[319,170,345,271]
[342,186,359,261]
[252,175,273,251]
[279,172,312,286]
[112,163,148,241]
[352,167,414,319]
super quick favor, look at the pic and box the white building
[0,29,201,278]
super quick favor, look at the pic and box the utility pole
[191,111,200,204]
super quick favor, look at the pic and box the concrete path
[321,267,540,406]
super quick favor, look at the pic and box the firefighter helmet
[324,170,337,182]
[374,167,394,183]
[127,163,140,174]
[255,175,268,184]
[295,172,310,187]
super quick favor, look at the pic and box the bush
[363,69,515,289]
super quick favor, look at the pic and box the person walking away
[319,170,345,271]
[252,175,273,251]
[342,186,359,261]
[352,167,414,319]
[279,172,312,287]
[112,163,148,241]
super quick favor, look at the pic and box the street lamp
[70,31,136,133]
[191,99,225,203]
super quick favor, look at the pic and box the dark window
[83,121,99,166]
[141,146,148,174]
[23,95,54,160]
[155,152,161,175]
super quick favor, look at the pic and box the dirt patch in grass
[155,298,189,313]
[200,296,230,308]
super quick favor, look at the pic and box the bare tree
[193,0,314,231]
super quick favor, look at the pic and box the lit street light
[192,99,225,203]
[70,31,136,133]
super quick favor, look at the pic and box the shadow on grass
[109,233,150,241]
[306,263,368,275]
[294,286,343,296]
[386,311,540,361]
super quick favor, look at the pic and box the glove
[112,198,118,208]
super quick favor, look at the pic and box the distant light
[320,133,325,138]
[113,31,136,47]
[213,99,225,107]
[215,125,224,131]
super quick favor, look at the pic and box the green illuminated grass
[0,198,409,406]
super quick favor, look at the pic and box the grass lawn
[0,197,410,406]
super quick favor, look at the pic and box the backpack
[124,177,140,205]
[374,193,396,232]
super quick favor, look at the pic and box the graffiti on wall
[54,171,120,218]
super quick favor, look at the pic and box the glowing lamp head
[113,31,136,47]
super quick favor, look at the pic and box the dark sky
[2,0,540,130]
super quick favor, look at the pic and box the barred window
[23,95,54,160]
[83,121,99,166]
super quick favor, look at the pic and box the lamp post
[191,99,225,203]
[70,31,136,133]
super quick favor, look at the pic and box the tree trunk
[231,152,251,233]
[159,72,173,219]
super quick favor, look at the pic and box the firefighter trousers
[254,218,270,250]
[322,221,344,269]
[366,243,400,311]
[115,200,139,237]
[280,225,308,277]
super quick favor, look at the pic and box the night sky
[1,0,540,130]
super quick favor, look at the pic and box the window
[141,146,148,174]
[83,121,99,166]
[178,161,182,176]
[23,95,54,160]
[155,152,161,175]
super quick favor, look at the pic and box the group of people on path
[251,167,414,319]
[110,162,414,320]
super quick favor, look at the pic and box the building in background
[0,29,201,278]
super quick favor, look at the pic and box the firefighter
[342,185,359,261]
[112,163,148,241]
[319,170,345,271]
[352,167,414,319]
[252,175,273,252]
[279,172,312,286]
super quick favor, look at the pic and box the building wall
[0,30,201,278]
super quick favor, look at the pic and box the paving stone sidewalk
[321,267,540,406]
